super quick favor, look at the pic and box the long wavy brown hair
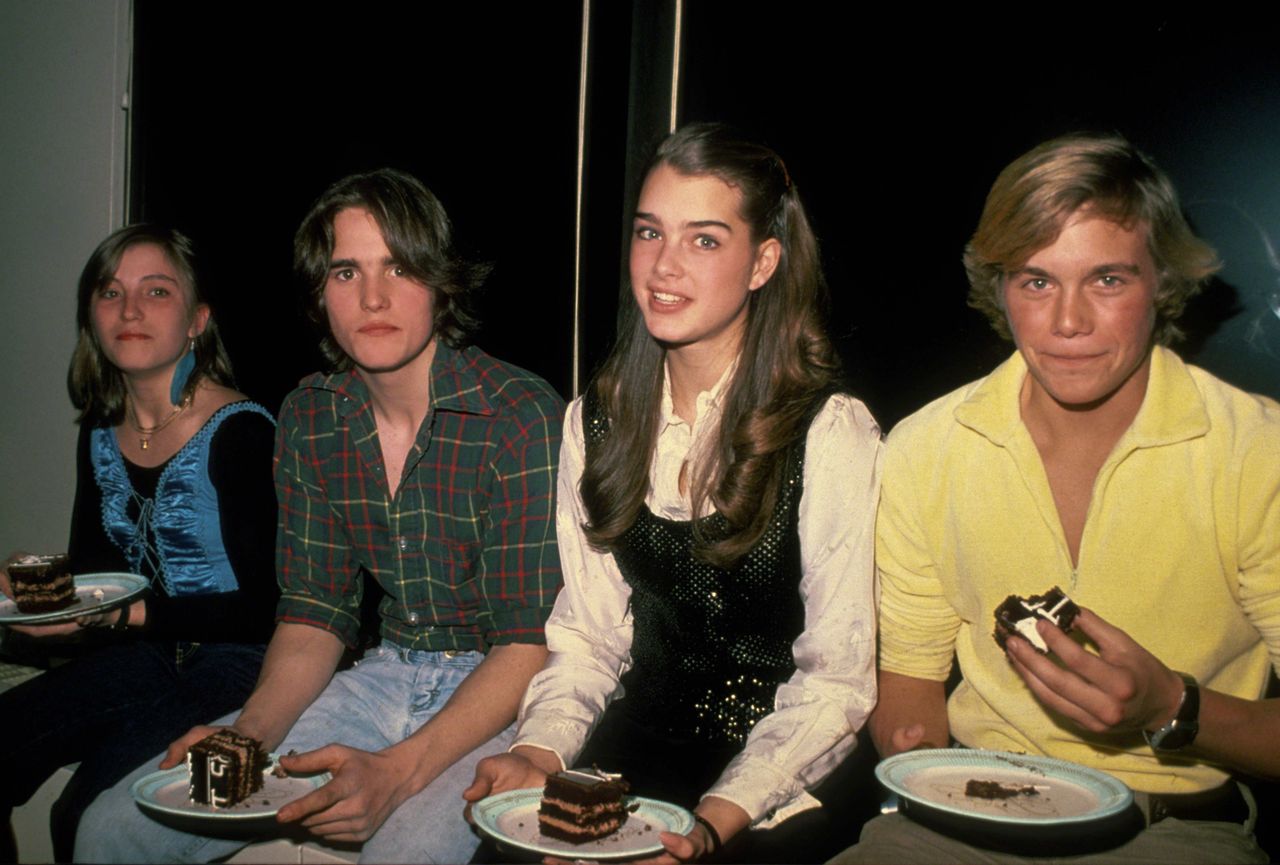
[581,123,840,568]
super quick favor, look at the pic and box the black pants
[0,640,263,862]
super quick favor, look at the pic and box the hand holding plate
[878,721,945,758]
[8,603,130,636]
[463,749,554,822]
[1005,606,1184,735]
[275,744,414,843]
[624,796,743,865]
[6,619,84,637]
[650,824,714,865]
[161,724,230,770]
[0,550,23,599]
[541,823,710,865]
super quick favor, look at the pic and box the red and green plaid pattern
[273,344,564,652]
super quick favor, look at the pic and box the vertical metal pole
[668,0,682,133]
[571,0,592,397]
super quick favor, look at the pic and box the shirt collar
[954,345,1210,449]
[322,342,496,419]
[427,343,496,416]
[659,358,736,432]
[1121,345,1211,447]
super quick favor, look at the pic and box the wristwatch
[1144,672,1200,752]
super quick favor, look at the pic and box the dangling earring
[169,339,196,406]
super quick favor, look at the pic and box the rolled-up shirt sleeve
[273,395,363,647]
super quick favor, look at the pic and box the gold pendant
[140,437,150,450]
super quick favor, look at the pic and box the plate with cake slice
[131,748,332,825]
[0,568,148,625]
[473,770,695,861]
[876,749,1138,851]
[877,749,1131,826]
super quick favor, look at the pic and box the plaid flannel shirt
[273,343,564,652]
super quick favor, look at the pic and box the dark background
[129,4,585,405]
[131,6,1280,429]
[677,12,1280,425]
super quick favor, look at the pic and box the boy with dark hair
[79,168,564,863]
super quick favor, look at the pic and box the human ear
[188,303,211,338]
[748,238,782,291]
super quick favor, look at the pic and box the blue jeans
[0,639,264,862]
[75,645,513,864]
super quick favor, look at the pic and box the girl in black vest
[468,124,881,863]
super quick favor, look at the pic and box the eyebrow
[1090,262,1142,277]
[633,211,733,232]
[328,256,399,269]
[1011,263,1142,278]
[137,273,180,284]
[1011,266,1050,277]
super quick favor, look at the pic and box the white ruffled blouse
[513,369,882,825]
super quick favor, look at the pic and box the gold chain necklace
[126,396,191,450]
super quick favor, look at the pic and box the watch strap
[1144,672,1200,752]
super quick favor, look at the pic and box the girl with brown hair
[468,124,881,862]
[0,226,277,862]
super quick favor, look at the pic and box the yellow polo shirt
[878,347,1280,794]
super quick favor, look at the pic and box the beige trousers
[830,788,1266,865]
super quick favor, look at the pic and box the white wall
[0,0,130,555]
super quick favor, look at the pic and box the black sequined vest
[584,392,813,747]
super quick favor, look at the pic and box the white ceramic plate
[472,787,695,861]
[131,755,331,822]
[876,748,1132,827]
[0,572,148,625]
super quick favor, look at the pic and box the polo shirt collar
[1122,345,1211,447]
[954,345,1210,449]
[953,351,1027,446]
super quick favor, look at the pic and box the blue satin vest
[90,401,275,597]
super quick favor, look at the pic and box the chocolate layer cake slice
[994,585,1079,652]
[539,768,630,844]
[187,730,268,808]
[9,554,76,614]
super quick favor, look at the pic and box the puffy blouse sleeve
[510,398,635,767]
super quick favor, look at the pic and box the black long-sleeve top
[67,408,279,644]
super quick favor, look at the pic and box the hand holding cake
[1005,606,1188,737]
